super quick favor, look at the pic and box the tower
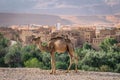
[56,23,61,30]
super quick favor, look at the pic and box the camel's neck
[38,41,49,52]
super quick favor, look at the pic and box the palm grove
[0,33,120,73]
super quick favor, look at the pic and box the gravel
[0,68,120,80]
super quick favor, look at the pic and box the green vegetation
[0,33,120,73]
[83,42,92,50]
[0,33,9,67]
[4,44,22,67]
[24,58,43,68]
[100,38,117,52]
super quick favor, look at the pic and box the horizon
[0,12,119,26]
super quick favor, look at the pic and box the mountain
[0,13,72,25]
[60,15,120,26]
[0,13,120,26]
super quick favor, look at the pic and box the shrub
[81,50,101,67]
[88,67,99,71]
[21,52,33,62]
[79,49,120,72]
[4,44,22,67]
[83,42,92,50]
[41,52,51,69]
[81,65,90,71]
[115,64,120,73]
[24,58,43,68]
[0,33,9,67]
[79,63,99,71]
[56,53,69,63]
[99,38,117,52]
[56,61,68,70]
[100,65,111,72]
[21,45,42,66]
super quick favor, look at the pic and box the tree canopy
[99,38,117,52]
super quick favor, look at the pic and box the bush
[21,45,42,66]
[56,53,69,63]
[83,42,92,50]
[100,65,112,72]
[78,62,99,71]
[81,50,101,67]
[41,52,51,69]
[56,61,68,70]
[99,38,117,52]
[0,33,9,67]
[0,57,8,67]
[4,44,22,67]
[78,49,120,72]
[88,67,99,71]
[115,64,120,73]
[21,52,33,62]
[81,65,90,71]
[24,58,43,68]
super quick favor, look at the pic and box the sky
[0,0,120,15]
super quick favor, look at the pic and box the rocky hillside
[0,68,120,80]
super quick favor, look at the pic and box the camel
[32,35,78,74]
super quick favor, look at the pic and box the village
[0,23,120,50]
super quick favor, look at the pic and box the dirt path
[0,68,120,80]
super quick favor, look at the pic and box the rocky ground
[0,68,120,80]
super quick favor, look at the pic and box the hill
[0,68,120,80]
[0,13,72,25]
[0,13,120,26]
[60,15,120,25]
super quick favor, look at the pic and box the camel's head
[31,36,41,45]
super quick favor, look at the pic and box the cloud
[104,0,120,6]
[0,0,120,15]
[33,0,55,9]
[33,0,79,9]
[0,0,37,12]
[33,0,102,10]
[55,3,79,9]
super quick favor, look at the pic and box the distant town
[0,23,120,50]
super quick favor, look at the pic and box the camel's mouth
[31,36,41,44]
[32,37,40,41]
[31,37,35,41]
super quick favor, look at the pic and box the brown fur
[32,36,78,74]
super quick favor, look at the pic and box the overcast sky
[0,0,120,15]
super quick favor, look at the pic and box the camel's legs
[66,43,78,72]
[74,55,78,73]
[50,52,56,74]
[66,52,78,73]
[66,56,74,73]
